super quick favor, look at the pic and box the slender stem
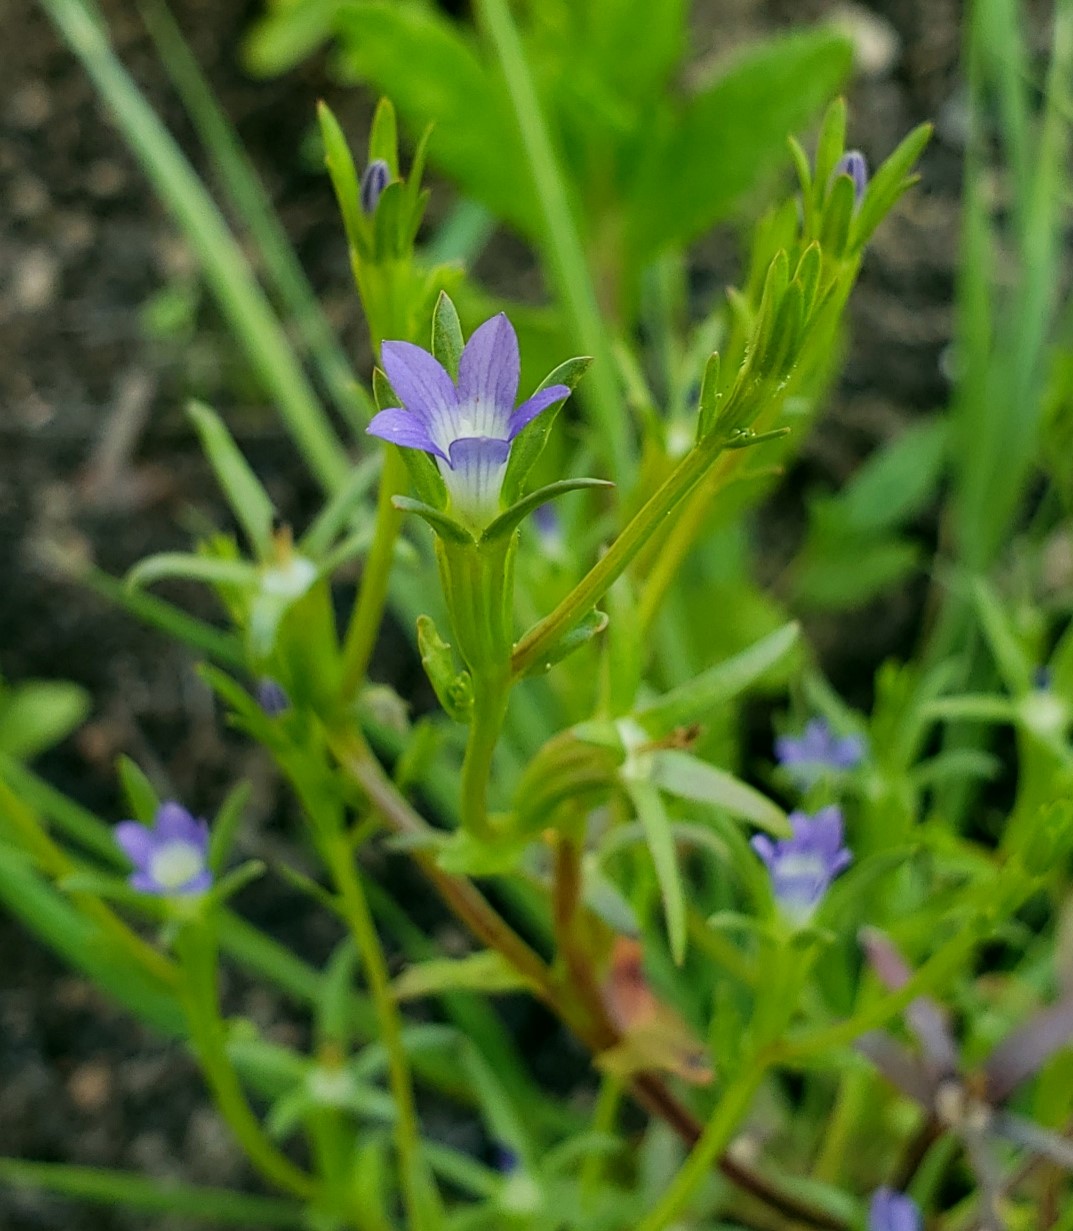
[579,1076,623,1203]
[512,431,725,677]
[474,0,632,485]
[177,926,315,1200]
[633,1062,768,1231]
[459,671,510,839]
[339,447,407,700]
[322,831,441,1231]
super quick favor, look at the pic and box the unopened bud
[360,159,391,214]
[833,149,869,203]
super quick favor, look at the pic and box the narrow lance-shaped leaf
[625,778,687,965]
[188,401,275,561]
[650,751,789,836]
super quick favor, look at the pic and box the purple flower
[833,150,869,204]
[360,159,391,214]
[869,1188,921,1231]
[114,801,212,897]
[751,806,852,921]
[775,718,865,787]
[257,677,290,717]
[367,314,570,527]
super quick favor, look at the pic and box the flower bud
[359,158,391,214]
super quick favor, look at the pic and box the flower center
[149,840,206,891]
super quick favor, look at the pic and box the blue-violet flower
[367,313,570,527]
[833,150,869,204]
[869,1188,922,1231]
[776,717,864,786]
[115,801,212,896]
[751,806,852,921]
[257,677,290,717]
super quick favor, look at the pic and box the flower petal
[180,868,214,896]
[381,341,457,424]
[130,870,163,894]
[458,314,519,420]
[444,437,511,525]
[367,407,447,460]
[507,383,570,440]
[114,821,154,870]
[155,801,207,850]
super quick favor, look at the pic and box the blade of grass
[0,1159,307,1228]
[38,0,350,492]
[137,0,374,436]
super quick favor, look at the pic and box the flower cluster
[368,314,569,527]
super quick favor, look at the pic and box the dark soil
[1,0,966,1226]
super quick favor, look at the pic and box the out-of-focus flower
[359,158,391,214]
[833,150,869,204]
[256,677,290,717]
[367,314,570,527]
[775,717,865,787]
[750,806,852,922]
[114,801,212,897]
[857,929,1073,1231]
[869,1187,921,1231]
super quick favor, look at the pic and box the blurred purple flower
[360,159,391,214]
[115,801,212,897]
[257,677,290,717]
[775,718,865,787]
[857,929,1073,1231]
[751,806,851,922]
[367,314,570,526]
[869,1188,921,1231]
[833,150,869,204]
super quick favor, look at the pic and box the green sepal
[520,607,609,678]
[403,127,433,248]
[500,356,592,506]
[820,172,855,258]
[432,291,464,380]
[208,781,251,875]
[416,615,473,723]
[481,478,614,545]
[813,96,848,202]
[372,180,408,260]
[851,121,932,250]
[696,352,722,440]
[367,96,398,177]
[393,496,474,544]
[317,100,364,253]
[787,134,815,231]
[793,242,823,318]
[750,250,790,373]
[116,755,159,826]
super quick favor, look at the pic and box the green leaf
[243,0,341,77]
[392,496,474,544]
[481,477,613,544]
[317,99,364,252]
[851,121,932,249]
[126,553,258,591]
[625,778,687,965]
[317,940,358,1049]
[393,951,534,1001]
[368,95,399,176]
[795,538,921,609]
[332,3,537,236]
[432,290,464,380]
[649,751,789,835]
[812,96,848,197]
[116,756,159,826]
[0,681,90,761]
[500,356,592,506]
[520,608,609,677]
[0,1158,307,1227]
[637,622,800,734]
[627,28,853,258]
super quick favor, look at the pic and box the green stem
[459,671,510,839]
[339,447,408,701]
[177,925,315,1200]
[474,0,632,485]
[634,1062,767,1231]
[322,831,441,1231]
[512,430,727,677]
